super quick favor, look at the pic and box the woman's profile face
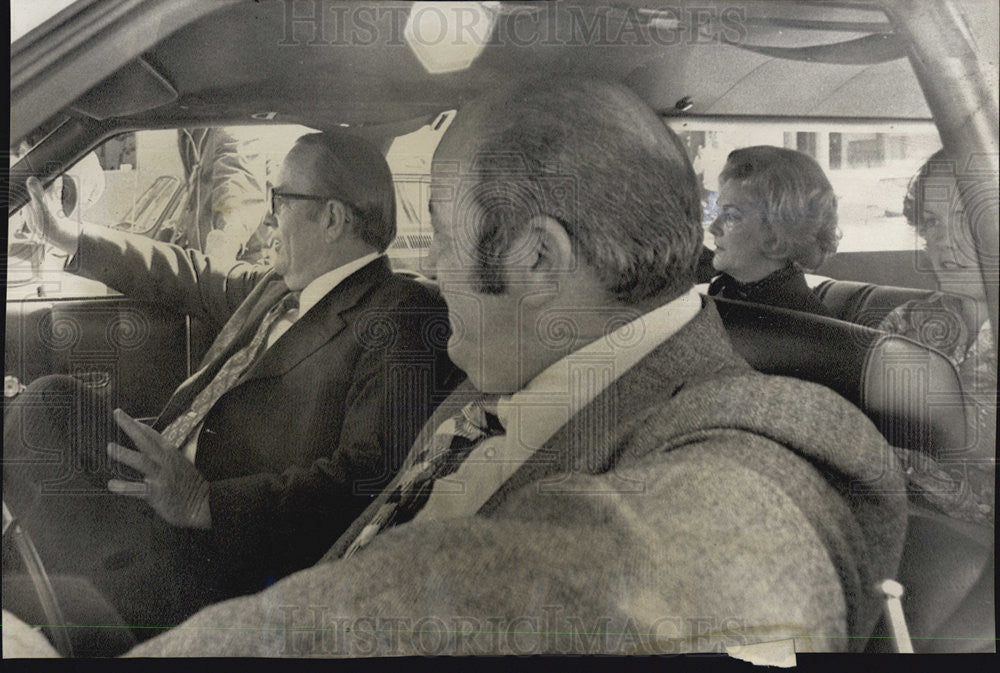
[708,180,776,282]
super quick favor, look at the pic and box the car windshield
[10,0,82,43]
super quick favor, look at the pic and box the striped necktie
[342,394,504,558]
[161,291,300,451]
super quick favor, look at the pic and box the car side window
[383,111,454,278]
[7,120,463,300]
[673,121,942,255]
[6,125,311,301]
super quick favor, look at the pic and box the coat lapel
[239,257,393,383]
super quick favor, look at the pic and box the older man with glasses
[4,131,462,640]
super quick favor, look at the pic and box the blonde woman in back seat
[706,146,840,317]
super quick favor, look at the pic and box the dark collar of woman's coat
[708,262,800,301]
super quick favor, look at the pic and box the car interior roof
[28,0,940,141]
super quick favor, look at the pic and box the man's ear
[324,200,349,243]
[509,216,579,309]
[504,215,576,286]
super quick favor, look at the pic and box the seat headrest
[713,296,967,458]
[812,280,977,331]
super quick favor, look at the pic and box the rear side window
[671,119,941,253]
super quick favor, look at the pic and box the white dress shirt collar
[496,287,702,433]
[296,251,384,320]
[412,287,702,522]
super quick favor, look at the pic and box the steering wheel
[2,501,74,657]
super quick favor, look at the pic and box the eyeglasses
[266,182,339,214]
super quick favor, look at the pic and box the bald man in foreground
[128,78,906,656]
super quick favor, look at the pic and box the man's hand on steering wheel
[107,410,212,530]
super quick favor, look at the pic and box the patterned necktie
[161,291,300,450]
[342,394,504,558]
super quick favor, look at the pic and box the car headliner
[12,0,956,145]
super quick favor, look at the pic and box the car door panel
[5,298,191,419]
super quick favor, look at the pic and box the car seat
[713,296,994,653]
[713,296,968,458]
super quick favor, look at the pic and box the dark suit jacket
[71,226,462,592]
[132,299,907,656]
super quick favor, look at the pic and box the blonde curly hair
[719,146,841,271]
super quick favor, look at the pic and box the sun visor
[724,34,907,65]
[69,57,177,120]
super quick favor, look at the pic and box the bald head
[441,77,683,159]
[434,76,703,303]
